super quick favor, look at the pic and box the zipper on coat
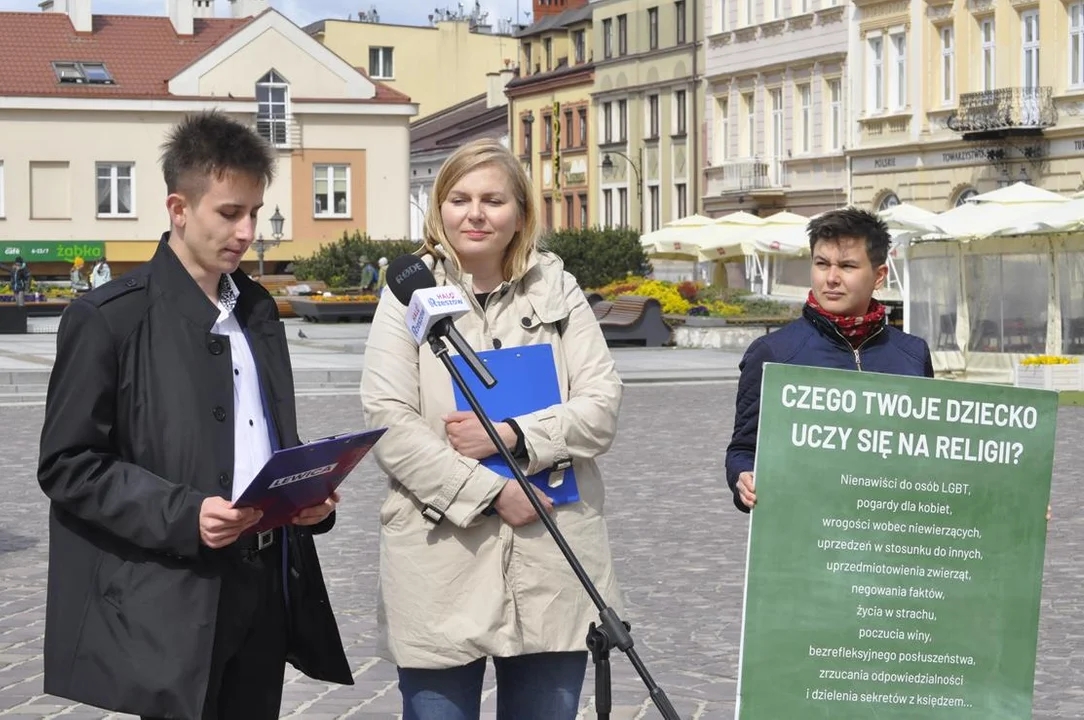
[828,324,885,371]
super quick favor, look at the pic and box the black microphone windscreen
[386,254,436,306]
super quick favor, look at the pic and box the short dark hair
[160,110,275,200]
[806,207,892,266]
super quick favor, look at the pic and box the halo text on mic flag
[407,286,471,344]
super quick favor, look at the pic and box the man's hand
[444,411,517,460]
[737,471,757,509]
[492,481,554,527]
[293,490,340,526]
[200,497,262,548]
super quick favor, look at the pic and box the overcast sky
[0,0,534,28]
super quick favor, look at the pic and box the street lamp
[601,151,643,230]
[253,205,285,277]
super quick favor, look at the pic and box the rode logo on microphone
[268,463,337,489]
[394,262,423,286]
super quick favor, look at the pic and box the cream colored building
[848,0,1073,210]
[506,6,597,231]
[0,0,416,276]
[306,14,520,119]
[702,0,850,217]
[594,0,703,231]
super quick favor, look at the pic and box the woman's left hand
[444,411,517,460]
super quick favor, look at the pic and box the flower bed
[588,277,796,321]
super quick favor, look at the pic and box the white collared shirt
[213,275,273,501]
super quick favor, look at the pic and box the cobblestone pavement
[0,384,1080,719]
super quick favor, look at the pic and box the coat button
[218,472,230,488]
[212,406,227,422]
[493,338,502,349]
[125,278,137,287]
[208,340,223,355]
[521,316,531,327]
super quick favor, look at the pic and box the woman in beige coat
[360,139,624,719]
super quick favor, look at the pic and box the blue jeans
[398,651,588,720]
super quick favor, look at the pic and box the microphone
[385,255,496,388]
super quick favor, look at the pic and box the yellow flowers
[1020,355,1079,366]
[630,280,691,315]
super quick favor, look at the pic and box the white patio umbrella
[640,213,715,257]
[696,211,768,261]
[748,211,810,254]
[1015,197,1084,234]
[908,182,1069,239]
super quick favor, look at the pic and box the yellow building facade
[506,6,597,231]
[307,17,519,119]
[849,0,1080,211]
[594,0,702,231]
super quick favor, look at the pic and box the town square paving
[0,376,1080,718]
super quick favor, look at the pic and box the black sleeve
[37,300,205,557]
[725,339,775,513]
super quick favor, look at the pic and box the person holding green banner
[725,207,934,512]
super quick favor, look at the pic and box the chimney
[193,0,214,19]
[228,0,268,18]
[167,0,194,35]
[486,69,514,109]
[41,0,92,33]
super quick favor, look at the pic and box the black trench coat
[37,240,352,718]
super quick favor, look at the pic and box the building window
[603,102,613,143]
[891,32,906,110]
[618,14,628,55]
[603,18,613,58]
[544,38,553,71]
[676,1,686,44]
[770,88,783,180]
[868,35,884,112]
[828,78,842,150]
[715,97,729,163]
[648,185,661,231]
[648,94,660,137]
[96,163,134,217]
[744,92,755,156]
[798,83,811,153]
[648,7,659,49]
[717,0,727,32]
[618,187,629,227]
[675,183,687,219]
[800,0,810,12]
[618,99,629,140]
[744,0,754,26]
[314,164,349,217]
[566,194,575,228]
[543,114,553,152]
[954,187,978,206]
[578,108,588,146]
[878,192,901,212]
[523,42,532,73]
[940,26,954,105]
[544,197,553,230]
[574,30,586,64]
[565,110,574,148]
[256,70,289,147]
[1022,11,1039,89]
[604,188,614,227]
[521,116,533,155]
[1072,6,1084,87]
[579,193,588,228]
[52,61,114,84]
[981,19,996,92]
[773,0,783,20]
[369,46,394,79]
[674,90,687,135]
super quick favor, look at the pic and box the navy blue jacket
[725,306,934,512]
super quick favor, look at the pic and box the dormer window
[52,61,114,84]
[256,70,290,147]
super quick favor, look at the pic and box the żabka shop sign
[0,242,105,262]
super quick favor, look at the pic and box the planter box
[1014,364,1083,391]
[287,299,377,323]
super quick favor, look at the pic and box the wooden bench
[594,295,672,347]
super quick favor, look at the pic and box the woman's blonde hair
[422,138,540,282]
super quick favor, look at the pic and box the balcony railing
[254,116,301,149]
[947,87,1056,138]
[709,159,787,193]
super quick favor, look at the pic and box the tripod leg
[587,622,611,720]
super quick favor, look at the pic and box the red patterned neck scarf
[806,290,886,348]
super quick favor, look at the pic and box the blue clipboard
[451,344,579,505]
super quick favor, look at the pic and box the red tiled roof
[0,12,253,98]
[352,67,413,104]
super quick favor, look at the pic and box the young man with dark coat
[725,208,934,512]
[37,111,352,719]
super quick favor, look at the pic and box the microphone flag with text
[386,254,495,388]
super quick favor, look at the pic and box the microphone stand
[428,335,681,720]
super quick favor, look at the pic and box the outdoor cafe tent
[697,211,809,293]
[639,213,715,258]
[895,182,1084,383]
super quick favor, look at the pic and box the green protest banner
[737,363,1057,719]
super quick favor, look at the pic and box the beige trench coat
[360,250,625,669]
